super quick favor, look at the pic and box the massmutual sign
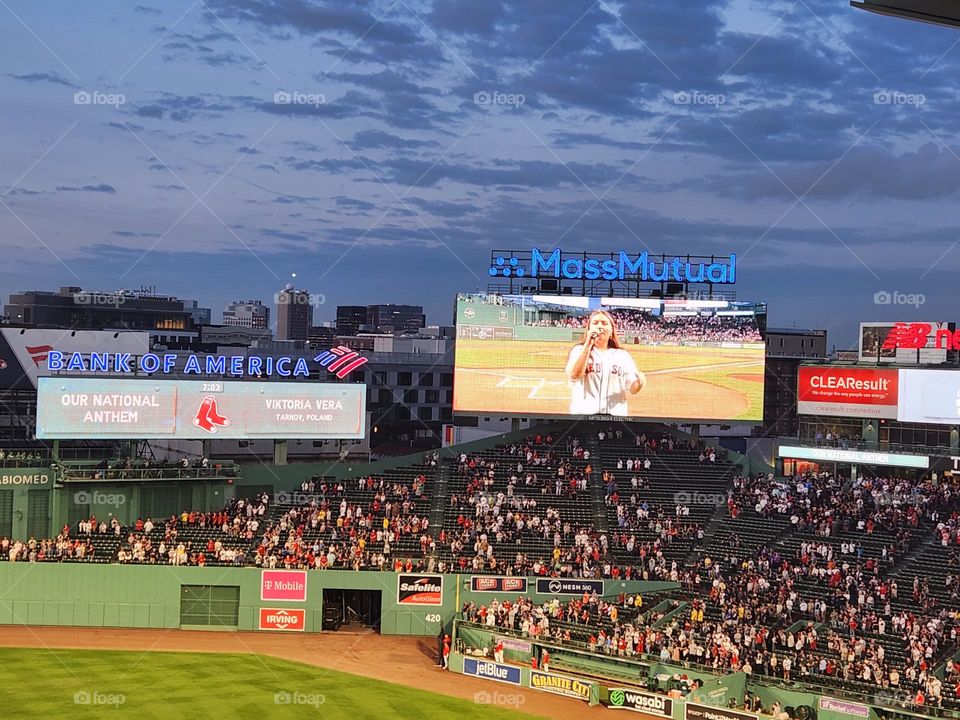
[490,249,737,284]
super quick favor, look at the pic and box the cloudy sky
[1,0,959,348]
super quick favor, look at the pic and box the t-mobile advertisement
[36,377,366,439]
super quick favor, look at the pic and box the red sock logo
[193,396,230,433]
[206,396,230,428]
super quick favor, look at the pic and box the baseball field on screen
[454,339,765,421]
[0,648,542,720]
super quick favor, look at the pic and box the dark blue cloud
[7,71,76,87]
[56,184,117,194]
[3,0,959,341]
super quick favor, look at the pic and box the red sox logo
[193,395,231,433]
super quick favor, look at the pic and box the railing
[56,463,241,482]
[0,455,50,468]
[454,619,960,719]
[783,436,955,459]
[0,447,121,464]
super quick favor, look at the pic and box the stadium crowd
[6,430,960,713]
[535,310,761,343]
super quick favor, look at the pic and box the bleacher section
[5,422,960,712]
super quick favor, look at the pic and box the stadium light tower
[851,0,960,29]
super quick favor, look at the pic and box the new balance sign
[259,608,306,631]
[397,574,443,605]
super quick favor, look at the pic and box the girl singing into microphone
[565,310,646,415]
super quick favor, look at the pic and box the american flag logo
[26,344,54,367]
[314,345,368,378]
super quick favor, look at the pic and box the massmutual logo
[489,248,736,283]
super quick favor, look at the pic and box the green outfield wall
[0,564,673,638]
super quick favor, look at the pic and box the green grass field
[0,648,540,720]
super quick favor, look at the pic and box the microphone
[589,331,599,340]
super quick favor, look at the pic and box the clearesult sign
[397,574,443,605]
[261,570,307,602]
[258,608,306,632]
[529,670,592,701]
[462,658,521,685]
[797,366,899,419]
[606,688,673,716]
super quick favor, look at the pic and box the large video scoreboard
[453,294,766,421]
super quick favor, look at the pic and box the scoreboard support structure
[274,439,288,465]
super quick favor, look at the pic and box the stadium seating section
[3,424,959,710]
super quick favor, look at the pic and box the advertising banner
[818,698,870,718]
[397,574,443,605]
[605,688,673,716]
[536,578,604,595]
[462,658,521,685]
[260,570,307,602]
[0,470,52,488]
[0,328,150,390]
[859,321,951,365]
[778,445,929,469]
[36,377,366,440]
[897,369,960,425]
[496,636,532,654]
[797,366,899,419]
[470,576,528,593]
[258,608,306,631]
[685,702,759,720]
[529,670,592,701]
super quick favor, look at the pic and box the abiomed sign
[0,472,50,486]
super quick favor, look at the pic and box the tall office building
[336,305,368,335]
[4,286,198,331]
[223,300,270,329]
[275,288,313,341]
[365,304,425,334]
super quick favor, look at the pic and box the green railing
[55,462,241,483]
[454,619,958,719]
